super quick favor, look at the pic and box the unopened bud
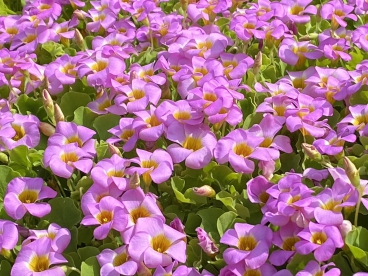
[73,10,85,20]
[129,171,141,189]
[253,52,262,77]
[161,80,171,100]
[0,152,8,163]
[196,227,219,257]
[108,143,122,157]
[137,262,152,276]
[299,33,318,41]
[193,185,215,197]
[39,122,55,137]
[42,89,54,119]
[343,157,361,188]
[170,217,185,234]
[302,143,322,162]
[74,29,86,51]
[339,220,352,238]
[54,104,65,122]
[0,249,13,262]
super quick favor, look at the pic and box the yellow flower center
[322,200,342,212]
[183,136,202,151]
[353,114,368,126]
[18,190,38,204]
[113,252,128,267]
[39,4,51,10]
[60,63,76,75]
[107,170,125,178]
[259,137,273,148]
[173,111,191,121]
[243,270,261,276]
[274,104,286,116]
[151,234,171,253]
[93,14,106,22]
[120,129,135,140]
[311,232,327,245]
[91,60,108,72]
[60,152,79,163]
[12,124,25,141]
[290,5,304,15]
[259,192,269,204]
[203,93,217,102]
[282,237,300,251]
[66,136,83,147]
[29,255,50,272]
[292,77,306,89]
[233,143,253,157]
[98,99,112,111]
[6,27,18,35]
[238,236,257,251]
[96,210,113,224]
[145,115,161,127]
[23,34,37,43]
[130,206,151,224]
[129,89,145,101]
[288,194,301,204]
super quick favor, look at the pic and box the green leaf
[185,213,202,235]
[216,191,235,211]
[345,227,368,264]
[78,246,100,262]
[9,145,31,169]
[15,94,46,120]
[0,260,11,275]
[59,92,91,119]
[217,211,237,236]
[0,166,21,200]
[197,208,225,237]
[42,41,65,58]
[93,114,121,141]
[286,253,315,273]
[73,106,99,130]
[64,226,78,254]
[43,197,82,228]
[81,256,100,276]
[171,176,193,204]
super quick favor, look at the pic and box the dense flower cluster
[0,0,368,275]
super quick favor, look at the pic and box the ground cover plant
[1,0,368,275]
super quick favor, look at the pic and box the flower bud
[193,185,215,197]
[343,157,361,188]
[302,143,323,162]
[339,220,352,238]
[42,89,54,119]
[39,122,55,137]
[0,152,8,163]
[54,104,65,122]
[74,29,86,51]
[129,171,141,189]
[73,10,85,20]
[253,52,262,77]
[170,217,185,234]
[108,143,122,157]
[196,227,219,257]
[137,262,152,276]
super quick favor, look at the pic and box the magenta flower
[107,117,145,152]
[320,37,351,62]
[81,183,122,215]
[256,94,295,117]
[24,0,62,21]
[269,222,303,266]
[196,227,219,256]
[85,8,116,32]
[229,262,282,276]
[282,0,317,23]
[156,100,204,126]
[312,179,357,225]
[119,188,165,242]
[97,245,138,276]
[214,129,272,174]
[166,124,216,169]
[320,0,357,30]
[296,261,340,276]
[91,154,131,190]
[4,177,56,220]
[246,176,273,205]
[24,223,70,253]
[183,33,230,59]
[11,237,67,276]
[130,149,173,186]
[81,196,127,240]
[48,121,96,157]
[1,114,40,150]
[170,218,185,235]
[229,15,266,41]
[279,38,322,68]
[339,104,368,133]
[134,105,165,142]
[0,220,18,251]
[118,79,161,112]
[11,25,50,54]
[45,54,81,95]
[43,144,93,178]
[128,217,186,268]
[295,222,344,262]
[313,129,356,156]
[220,223,273,268]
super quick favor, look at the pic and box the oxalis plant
[0,0,368,275]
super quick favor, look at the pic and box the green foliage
[43,198,82,228]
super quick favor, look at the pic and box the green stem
[108,232,119,248]
[354,196,362,227]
